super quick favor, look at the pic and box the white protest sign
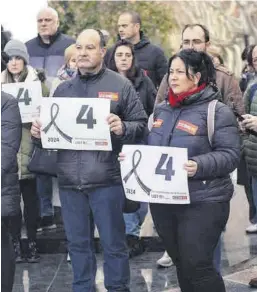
[120,145,190,204]
[2,81,42,123]
[40,98,112,151]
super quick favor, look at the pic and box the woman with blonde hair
[50,44,77,96]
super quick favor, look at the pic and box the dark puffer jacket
[105,32,168,88]
[1,91,22,217]
[51,67,147,190]
[148,86,240,203]
[26,31,75,86]
[132,68,156,117]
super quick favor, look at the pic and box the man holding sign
[31,29,147,292]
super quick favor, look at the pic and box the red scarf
[168,83,206,107]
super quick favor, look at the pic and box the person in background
[243,45,257,235]
[241,83,257,289]
[26,7,75,88]
[26,6,75,232]
[240,45,256,93]
[105,11,168,88]
[237,45,257,232]
[108,39,156,257]
[155,23,244,268]
[2,39,49,263]
[50,44,77,96]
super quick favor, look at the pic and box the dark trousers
[9,178,38,241]
[1,220,15,292]
[150,201,229,292]
[59,185,130,292]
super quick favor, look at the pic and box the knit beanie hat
[4,39,29,64]
[64,44,77,65]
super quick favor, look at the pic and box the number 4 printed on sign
[17,88,32,106]
[155,154,175,181]
[76,105,97,129]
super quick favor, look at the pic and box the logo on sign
[98,92,119,101]
[95,141,108,146]
[176,120,198,135]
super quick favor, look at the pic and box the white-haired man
[26,7,75,87]
[26,7,75,234]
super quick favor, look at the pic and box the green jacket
[244,78,257,177]
[1,66,49,180]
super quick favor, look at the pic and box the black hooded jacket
[105,32,168,88]
[131,68,156,117]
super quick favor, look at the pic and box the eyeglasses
[182,39,205,47]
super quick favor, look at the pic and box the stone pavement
[14,185,257,291]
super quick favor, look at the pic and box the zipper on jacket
[160,106,182,146]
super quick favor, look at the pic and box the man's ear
[205,41,210,49]
[101,47,107,58]
[135,23,140,33]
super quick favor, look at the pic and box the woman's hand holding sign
[118,152,198,177]
[31,119,42,139]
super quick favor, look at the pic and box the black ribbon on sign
[42,103,72,143]
[123,150,152,196]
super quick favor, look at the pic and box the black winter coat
[132,68,156,117]
[105,32,168,88]
[1,91,22,217]
[52,67,148,190]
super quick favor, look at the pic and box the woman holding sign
[120,49,240,292]
[109,39,156,258]
[1,39,49,263]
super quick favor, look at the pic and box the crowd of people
[1,6,257,292]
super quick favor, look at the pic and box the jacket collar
[37,30,61,48]
[76,65,106,82]
[117,31,150,50]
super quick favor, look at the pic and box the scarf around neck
[168,83,206,107]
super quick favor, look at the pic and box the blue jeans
[123,202,148,237]
[59,185,130,292]
[37,175,53,218]
[251,176,257,224]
